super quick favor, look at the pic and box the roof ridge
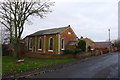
[27,25,70,37]
[34,26,69,32]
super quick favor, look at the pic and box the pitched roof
[27,26,70,37]
[94,42,112,45]
[81,38,94,43]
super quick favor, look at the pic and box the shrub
[88,46,91,52]
[75,49,82,53]
[63,48,82,55]
[106,50,109,53]
[77,40,86,52]
[2,44,9,56]
[63,49,75,55]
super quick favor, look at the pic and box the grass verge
[2,56,76,75]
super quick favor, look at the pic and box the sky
[22,0,119,42]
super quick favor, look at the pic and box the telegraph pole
[108,29,111,52]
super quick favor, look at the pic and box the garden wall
[76,51,101,59]
[25,50,107,59]
[25,53,75,59]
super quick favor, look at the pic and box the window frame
[48,37,53,52]
[68,32,71,35]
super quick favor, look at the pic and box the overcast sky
[22,0,119,42]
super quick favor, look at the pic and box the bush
[2,44,9,56]
[75,49,82,53]
[63,49,75,55]
[77,40,86,52]
[106,50,109,53]
[63,49,82,55]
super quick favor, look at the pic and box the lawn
[0,57,2,76]
[2,56,76,75]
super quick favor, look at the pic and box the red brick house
[80,37,95,52]
[24,25,77,54]
[94,42,112,51]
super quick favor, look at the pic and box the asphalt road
[32,52,119,78]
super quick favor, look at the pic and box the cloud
[22,0,118,42]
[51,0,119,3]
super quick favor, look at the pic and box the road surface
[32,52,119,78]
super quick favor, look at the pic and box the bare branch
[0,0,54,41]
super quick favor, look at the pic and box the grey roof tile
[94,42,112,45]
[27,26,69,37]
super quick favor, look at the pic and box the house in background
[94,42,112,51]
[24,25,77,54]
[80,36,95,52]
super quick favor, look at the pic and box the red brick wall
[33,34,57,54]
[60,27,77,53]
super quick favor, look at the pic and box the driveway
[32,52,119,78]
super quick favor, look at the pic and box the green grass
[2,56,76,75]
[0,57,2,76]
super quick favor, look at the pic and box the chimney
[68,25,70,27]
[81,36,83,39]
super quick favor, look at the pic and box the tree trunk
[13,39,20,59]
[10,31,12,43]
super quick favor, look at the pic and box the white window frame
[38,37,42,50]
[61,38,65,50]
[29,38,32,50]
[48,50,53,52]
[48,37,53,52]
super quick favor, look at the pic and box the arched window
[38,38,42,50]
[61,38,64,50]
[49,37,53,50]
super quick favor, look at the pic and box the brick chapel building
[24,25,77,54]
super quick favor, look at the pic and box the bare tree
[0,0,54,59]
[1,27,9,44]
